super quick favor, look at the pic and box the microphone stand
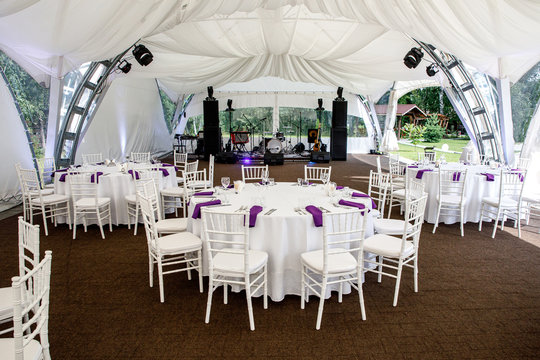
[243,114,256,154]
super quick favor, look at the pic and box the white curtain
[75,77,172,163]
[0,74,34,202]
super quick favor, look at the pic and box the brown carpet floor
[1,154,539,359]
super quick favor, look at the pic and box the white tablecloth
[407,163,500,224]
[187,182,375,302]
[54,164,177,225]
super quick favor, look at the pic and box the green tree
[398,87,459,130]
[402,123,425,145]
[423,114,445,143]
[511,61,540,143]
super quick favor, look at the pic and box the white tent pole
[380,85,399,152]
[273,93,279,133]
[495,75,516,166]
[45,59,63,159]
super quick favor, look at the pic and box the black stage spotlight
[335,87,345,101]
[315,98,324,111]
[226,99,234,111]
[118,60,132,74]
[206,86,215,101]
[403,47,424,69]
[132,44,153,66]
[426,64,439,77]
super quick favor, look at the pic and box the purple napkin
[159,168,170,177]
[191,199,221,219]
[90,172,104,183]
[58,173,70,182]
[127,169,140,180]
[338,199,367,214]
[481,173,495,181]
[193,191,214,196]
[408,165,419,168]
[227,184,234,189]
[510,169,525,182]
[416,169,433,179]
[52,168,68,178]
[452,172,461,181]
[162,163,179,171]
[305,205,323,227]
[336,185,344,190]
[352,192,377,209]
[249,205,263,227]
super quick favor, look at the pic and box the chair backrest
[516,157,530,169]
[401,194,428,251]
[184,170,207,193]
[304,165,331,183]
[321,211,367,274]
[131,152,151,163]
[241,165,268,182]
[135,176,162,221]
[417,152,436,163]
[18,216,41,280]
[174,151,188,171]
[12,250,52,360]
[68,171,99,204]
[389,153,400,165]
[389,160,406,180]
[438,169,467,203]
[208,154,215,187]
[19,168,46,204]
[407,175,426,201]
[36,157,56,187]
[138,195,159,250]
[82,153,102,165]
[182,160,199,177]
[201,209,251,274]
[500,169,527,202]
[368,170,389,216]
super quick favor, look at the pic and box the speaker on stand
[330,87,347,161]
[203,86,221,160]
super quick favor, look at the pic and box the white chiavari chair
[202,208,268,331]
[139,195,202,303]
[36,157,56,190]
[0,251,52,360]
[131,152,151,163]
[126,169,161,235]
[433,169,468,236]
[300,210,367,329]
[304,165,331,183]
[241,165,269,183]
[174,151,189,185]
[81,153,103,165]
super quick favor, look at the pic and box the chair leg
[315,277,327,330]
[205,276,214,324]
[377,256,383,283]
[492,208,501,238]
[96,208,105,239]
[263,265,268,310]
[66,202,72,230]
[393,260,403,307]
[300,265,306,309]
[460,206,465,237]
[245,276,255,331]
[197,250,203,293]
[157,257,165,303]
[41,205,49,236]
[338,279,343,303]
[134,202,139,235]
[413,257,418,293]
[108,204,112,232]
[479,203,484,231]
[223,283,228,304]
[126,203,131,230]
[433,203,441,234]
[148,252,154,287]
[387,194,394,218]
[72,209,78,239]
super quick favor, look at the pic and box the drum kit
[254,131,303,155]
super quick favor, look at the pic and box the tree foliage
[158,88,176,134]
[402,123,424,145]
[398,87,459,130]
[423,114,445,143]
[511,61,540,143]
[0,51,49,158]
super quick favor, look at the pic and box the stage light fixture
[426,64,439,77]
[118,60,132,74]
[206,86,215,101]
[335,87,345,101]
[403,47,424,69]
[132,44,153,66]
[315,98,324,111]
[226,99,235,111]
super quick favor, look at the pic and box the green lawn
[393,142,464,163]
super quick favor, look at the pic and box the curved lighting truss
[415,40,504,163]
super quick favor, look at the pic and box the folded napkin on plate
[51,168,68,178]
[193,191,214,196]
[416,169,433,179]
[480,173,495,181]
[305,205,323,227]
[249,205,263,227]
[159,168,170,177]
[127,169,140,180]
[338,199,367,213]
[352,192,377,209]
[90,172,104,183]
[192,199,221,219]
[452,171,461,181]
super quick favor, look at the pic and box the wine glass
[261,170,269,186]
[221,176,230,189]
[321,172,329,185]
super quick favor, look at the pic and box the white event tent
[1,0,540,202]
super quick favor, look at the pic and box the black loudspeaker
[307,129,319,143]
[332,100,347,128]
[310,151,330,163]
[215,152,237,164]
[264,152,284,165]
[331,127,347,161]
[203,100,220,160]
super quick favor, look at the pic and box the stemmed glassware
[221,176,230,189]
[321,172,329,185]
[261,170,269,186]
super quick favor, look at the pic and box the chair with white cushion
[68,171,112,239]
[367,170,389,218]
[36,157,56,190]
[0,217,40,336]
[19,168,71,236]
[417,151,436,163]
[174,151,188,184]
[433,169,468,236]
[81,153,103,165]
[126,169,161,235]
[139,195,202,303]
[177,160,198,186]
[191,155,214,190]
[160,170,201,218]
[241,165,269,183]
[388,158,406,195]
[386,170,424,219]
[15,164,54,222]
[131,152,151,163]
[304,165,331,184]
[202,208,268,331]
[479,169,527,238]
[300,210,368,329]
[0,251,52,360]
[362,194,428,307]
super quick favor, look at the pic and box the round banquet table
[187,182,376,302]
[53,164,177,225]
[407,163,501,224]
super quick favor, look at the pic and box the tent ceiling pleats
[1,0,540,96]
